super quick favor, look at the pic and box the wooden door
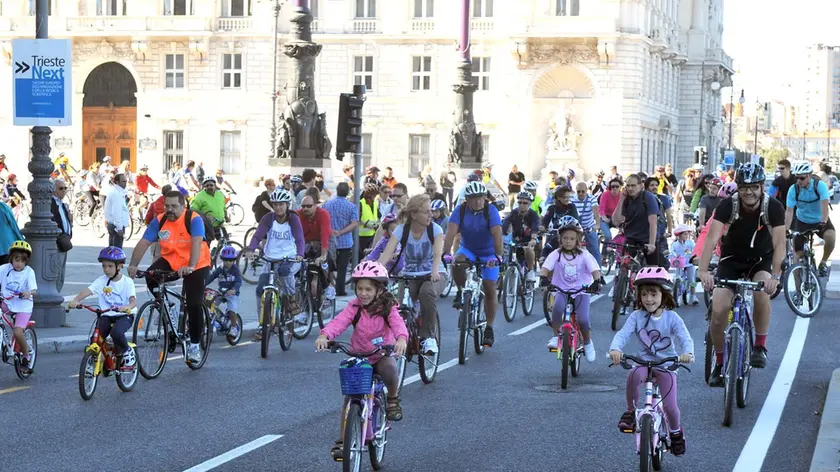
[82,106,136,171]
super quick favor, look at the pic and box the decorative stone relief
[130,40,148,60]
[139,138,157,151]
[524,44,597,67]
[73,40,135,62]
[54,137,72,149]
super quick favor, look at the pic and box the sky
[722,0,840,104]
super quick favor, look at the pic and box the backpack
[158,208,215,246]
[390,223,435,276]
[622,190,667,234]
[793,176,825,205]
[458,203,491,231]
[727,192,771,227]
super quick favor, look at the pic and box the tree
[762,147,791,171]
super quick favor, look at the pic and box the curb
[827,259,840,299]
[810,368,840,472]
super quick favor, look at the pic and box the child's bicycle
[612,354,689,472]
[392,274,440,393]
[203,288,242,346]
[547,284,596,389]
[71,304,139,400]
[669,256,692,307]
[327,341,394,472]
[0,293,37,379]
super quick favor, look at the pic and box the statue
[448,109,483,164]
[276,103,295,159]
[546,106,581,153]
[316,112,332,158]
[275,82,332,160]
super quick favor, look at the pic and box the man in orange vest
[128,190,212,364]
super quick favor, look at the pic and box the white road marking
[509,293,605,336]
[403,357,460,386]
[221,341,254,349]
[182,434,284,472]
[732,316,810,472]
[0,386,30,394]
[168,355,184,361]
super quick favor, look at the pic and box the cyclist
[572,182,602,266]
[540,186,579,259]
[0,240,36,373]
[67,247,137,371]
[697,163,784,386]
[785,161,834,277]
[541,216,600,361]
[768,159,795,208]
[431,199,449,234]
[205,245,243,338]
[2,174,26,209]
[297,194,337,300]
[589,169,607,199]
[378,194,446,354]
[670,224,699,305]
[136,164,161,206]
[53,153,77,183]
[442,181,504,347]
[215,169,236,195]
[502,190,540,282]
[611,174,661,266]
[697,178,723,228]
[523,181,543,214]
[608,267,693,456]
[128,190,212,364]
[366,213,405,274]
[190,177,228,241]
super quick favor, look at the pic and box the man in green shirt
[191,177,227,239]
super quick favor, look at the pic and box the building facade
[0,0,733,182]
[802,44,840,133]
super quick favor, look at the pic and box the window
[355,0,375,18]
[165,54,185,89]
[353,56,374,92]
[409,134,430,177]
[556,0,579,16]
[222,53,243,89]
[471,57,490,91]
[360,133,373,170]
[473,0,493,17]
[163,131,184,173]
[97,0,127,15]
[222,0,250,16]
[220,131,242,174]
[164,0,193,15]
[411,56,432,91]
[481,135,490,160]
[413,0,433,18]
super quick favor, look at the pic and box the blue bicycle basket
[338,358,374,396]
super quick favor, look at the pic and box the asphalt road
[3,268,836,472]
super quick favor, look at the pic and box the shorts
[792,217,834,252]
[223,294,239,313]
[455,246,500,282]
[716,256,772,282]
[12,312,31,329]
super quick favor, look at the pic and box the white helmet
[464,181,487,197]
[523,181,538,192]
[791,162,813,176]
[269,188,293,203]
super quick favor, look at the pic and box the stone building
[0,0,733,182]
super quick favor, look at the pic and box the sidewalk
[810,368,840,471]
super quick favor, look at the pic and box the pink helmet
[381,213,398,227]
[634,267,673,291]
[718,182,737,198]
[351,260,390,283]
[673,224,692,236]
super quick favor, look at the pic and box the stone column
[273,0,331,169]
[447,0,482,171]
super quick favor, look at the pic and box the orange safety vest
[157,212,211,271]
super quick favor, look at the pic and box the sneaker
[482,326,495,347]
[421,338,439,355]
[750,345,767,368]
[452,290,463,309]
[294,313,309,324]
[670,430,686,456]
[608,286,614,298]
[325,286,336,300]
[186,343,202,364]
[120,347,136,370]
[819,262,829,277]
[526,270,537,282]
[618,411,636,433]
[229,325,240,338]
[708,364,724,388]
[546,336,559,350]
[690,294,700,305]
[584,342,596,362]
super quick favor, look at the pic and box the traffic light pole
[335,85,366,268]
[351,149,362,268]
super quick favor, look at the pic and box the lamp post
[447,0,482,169]
[727,86,734,148]
[803,130,807,159]
[753,99,768,155]
[268,0,283,159]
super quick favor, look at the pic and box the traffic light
[693,146,707,166]
[701,149,709,167]
[335,86,366,160]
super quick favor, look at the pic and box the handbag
[56,232,73,252]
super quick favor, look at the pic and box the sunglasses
[797,176,809,181]
[300,204,314,209]
[738,184,761,193]
[518,201,530,205]
[56,187,67,190]
[392,193,405,198]
[610,185,620,189]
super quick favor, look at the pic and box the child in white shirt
[0,241,38,373]
[670,224,699,305]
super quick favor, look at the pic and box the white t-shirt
[88,274,137,316]
[0,264,37,313]
[391,223,444,275]
[264,219,298,260]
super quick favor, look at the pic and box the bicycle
[0,293,37,379]
[669,255,692,307]
[612,354,689,472]
[783,229,824,317]
[392,274,440,393]
[714,277,763,427]
[601,234,617,275]
[253,254,300,358]
[605,242,649,331]
[131,269,212,379]
[328,341,394,472]
[223,191,245,226]
[240,225,262,284]
[72,304,138,400]
[454,260,489,365]
[547,284,595,389]
[291,259,325,340]
[209,225,245,268]
[500,242,536,322]
[203,288,242,346]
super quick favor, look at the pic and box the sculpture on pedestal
[447,109,483,165]
[546,106,581,154]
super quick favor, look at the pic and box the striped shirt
[322,196,358,249]
[571,193,598,229]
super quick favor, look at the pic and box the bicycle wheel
[132,301,168,380]
[293,290,315,340]
[521,281,535,316]
[243,226,257,248]
[125,216,135,241]
[441,268,454,298]
[226,313,243,346]
[474,293,487,353]
[737,318,753,409]
[570,329,582,378]
[560,326,571,389]
[278,297,294,351]
[238,253,262,285]
[673,278,683,308]
[94,211,107,238]
[783,263,823,317]
[458,292,471,365]
[14,327,37,379]
[78,351,99,401]
[318,297,336,329]
[260,292,274,358]
[543,289,555,323]
[419,312,440,384]
[75,201,91,226]
[703,315,713,385]
[612,270,628,331]
[496,272,504,302]
[722,332,740,427]
[227,203,245,226]
[501,267,519,322]
[342,403,363,472]
[603,250,616,275]
[116,350,139,393]
[639,414,654,472]
[395,353,407,396]
[369,389,388,470]
[186,305,211,370]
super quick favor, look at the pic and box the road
[3,220,837,472]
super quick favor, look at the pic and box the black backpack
[159,208,215,246]
[458,203,491,231]
[390,223,435,276]
[793,176,825,205]
[623,190,666,232]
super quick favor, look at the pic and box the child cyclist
[608,267,694,456]
[431,199,449,234]
[365,213,405,274]
[67,247,137,371]
[670,224,699,305]
[540,216,601,362]
[315,261,408,459]
[205,245,243,338]
[0,241,37,373]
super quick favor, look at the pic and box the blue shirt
[655,193,672,239]
[206,264,243,295]
[787,178,829,224]
[322,197,358,249]
[142,213,206,242]
[452,203,501,255]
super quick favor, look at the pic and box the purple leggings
[551,293,591,332]
[626,366,681,430]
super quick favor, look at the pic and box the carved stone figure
[546,106,580,153]
[276,94,332,160]
[316,112,332,159]
[448,110,484,164]
[276,103,295,159]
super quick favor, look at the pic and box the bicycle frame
[255,255,299,327]
[0,311,31,363]
[79,306,136,377]
[719,280,759,387]
[461,264,485,331]
[635,372,668,455]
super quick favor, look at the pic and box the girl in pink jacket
[316,261,408,432]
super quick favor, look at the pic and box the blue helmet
[98,246,126,263]
[431,199,446,211]
[219,245,238,260]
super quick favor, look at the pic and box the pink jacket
[693,210,724,261]
[320,298,408,361]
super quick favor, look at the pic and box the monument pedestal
[540,150,580,187]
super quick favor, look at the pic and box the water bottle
[321,262,329,272]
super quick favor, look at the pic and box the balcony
[410,18,435,33]
[471,18,494,33]
[0,15,212,38]
[705,48,735,73]
[147,16,212,33]
[523,15,616,38]
[65,16,148,34]
[351,18,379,34]
[216,17,254,32]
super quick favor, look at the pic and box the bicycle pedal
[620,428,635,434]
[548,348,558,353]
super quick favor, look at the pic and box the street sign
[751,154,760,164]
[724,149,735,166]
[12,39,72,126]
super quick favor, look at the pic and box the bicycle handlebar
[604,242,648,253]
[327,341,395,358]
[714,278,765,291]
[65,304,125,315]
[547,284,596,296]
[617,354,691,373]
[391,274,433,282]
[2,292,21,301]
[135,269,178,280]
